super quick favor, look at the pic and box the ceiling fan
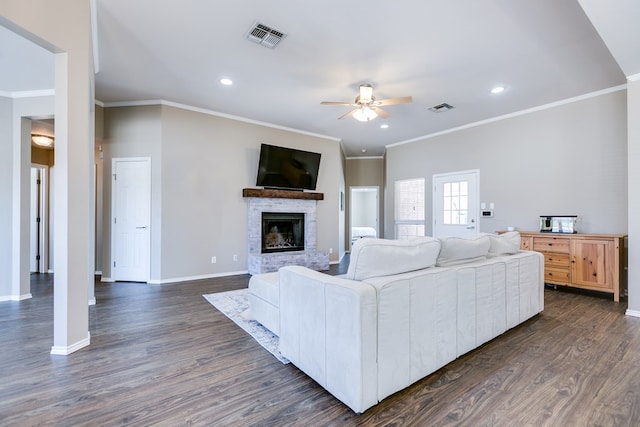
[321,84,412,122]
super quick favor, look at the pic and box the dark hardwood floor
[2,262,640,426]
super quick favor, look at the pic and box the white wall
[351,190,378,229]
[627,79,640,314]
[385,89,628,237]
[101,103,343,282]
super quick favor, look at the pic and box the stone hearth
[244,189,329,275]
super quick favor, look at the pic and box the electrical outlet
[233,254,238,262]
[329,248,333,254]
[211,256,217,264]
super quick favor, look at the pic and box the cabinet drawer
[533,237,570,253]
[543,252,570,268]
[544,267,570,285]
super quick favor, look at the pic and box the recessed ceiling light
[220,78,233,86]
[380,124,389,129]
[491,86,505,94]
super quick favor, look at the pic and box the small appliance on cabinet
[539,216,578,234]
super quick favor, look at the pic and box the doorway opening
[349,186,379,250]
[30,165,50,273]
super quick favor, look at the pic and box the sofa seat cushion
[248,271,281,335]
[249,271,280,306]
[346,237,441,281]
[436,235,490,266]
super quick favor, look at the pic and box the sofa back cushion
[346,237,441,281]
[436,235,491,266]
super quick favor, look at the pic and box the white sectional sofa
[251,232,544,413]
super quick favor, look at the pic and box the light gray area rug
[203,289,289,364]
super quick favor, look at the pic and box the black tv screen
[256,144,321,191]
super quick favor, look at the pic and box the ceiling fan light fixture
[32,134,54,148]
[359,84,374,103]
[352,106,378,122]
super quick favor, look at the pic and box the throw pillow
[484,231,521,256]
[436,235,491,266]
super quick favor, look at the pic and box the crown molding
[387,84,628,149]
[345,155,384,160]
[99,99,342,143]
[628,73,640,82]
[0,89,55,99]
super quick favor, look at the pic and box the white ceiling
[2,1,638,157]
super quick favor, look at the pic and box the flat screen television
[256,143,321,191]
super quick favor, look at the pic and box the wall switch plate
[211,256,217,264]
[233,254,238,262]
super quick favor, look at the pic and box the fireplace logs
[261,212,305,253]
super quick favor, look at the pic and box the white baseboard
[50,332,91,355]
[147,270,249,284]
[94,271,102,276]
[88,298,96,306]
[101,270,250,285]
[625,309,640,318]
[0,293,33,302]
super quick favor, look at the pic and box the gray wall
[385,89,628,237]
[0,96,12,298]
[102,104,343,283]
[102,105,163,280]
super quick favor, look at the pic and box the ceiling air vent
[245,21,287,49]
[428,102,455,113]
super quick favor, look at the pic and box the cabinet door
[571,239,613,291]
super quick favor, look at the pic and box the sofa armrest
[278,266,378,413]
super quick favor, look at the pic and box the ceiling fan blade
[338,109,356,120]
[373,96,413,107]
[371,107,390,119]
[321,101,355,106]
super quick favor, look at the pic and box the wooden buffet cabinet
[519,232,627,302]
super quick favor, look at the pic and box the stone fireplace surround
[244,188,330,275]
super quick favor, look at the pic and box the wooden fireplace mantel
[242,188,324,200]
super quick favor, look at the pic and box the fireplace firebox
[261,212,305,253]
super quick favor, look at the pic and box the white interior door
[433,170,479,238]
[112,158,150,282]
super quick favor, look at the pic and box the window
[394,178,425,239]
[442,180,469,225]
